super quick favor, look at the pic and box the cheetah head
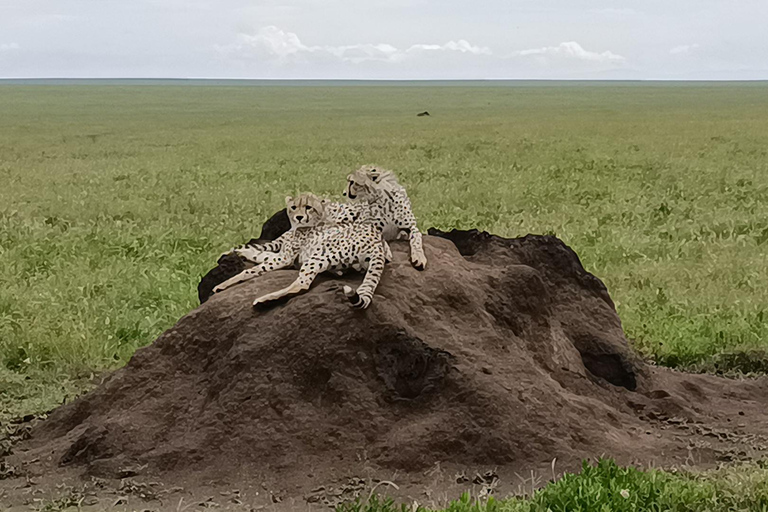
[285,193,327,228]
[343,165,400,201]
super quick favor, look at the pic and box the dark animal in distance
[417,111,430,117]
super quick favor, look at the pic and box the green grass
[0,83,767,419]
[339,459,768,512]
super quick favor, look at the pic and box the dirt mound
[9,226,768,506]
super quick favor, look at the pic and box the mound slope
[10,227,768,503]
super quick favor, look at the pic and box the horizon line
[1,77,768,82]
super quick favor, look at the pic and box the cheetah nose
[296,215,304,221]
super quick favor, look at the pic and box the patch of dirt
[3,225,768,511]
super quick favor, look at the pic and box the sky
[1,0,767,80]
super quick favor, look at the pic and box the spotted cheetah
[342,165,427,270]
[225,197,393,271]
[213,193,387,309]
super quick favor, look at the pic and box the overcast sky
[1,0,766,79]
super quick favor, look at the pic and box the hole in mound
[567,332,639,391]
[427,228,488,256]
[373,331,454,400]
[580,352,637,391]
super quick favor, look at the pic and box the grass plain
[0,82,767,509]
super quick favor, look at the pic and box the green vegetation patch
[340,459,768,512]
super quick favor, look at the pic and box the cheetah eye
[290,205,296,210]
[305,205,312,210]
[371,176,379,182]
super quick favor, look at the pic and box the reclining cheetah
[222,222,392,276]
[214,193,387,309]
[224,196,394,271]
[228,165,425,271]
[342,165,427,270]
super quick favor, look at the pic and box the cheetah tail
[343,285,366,308]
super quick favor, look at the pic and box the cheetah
[213,193,388,309]
[342,165,427,270]
[225,196,394,271]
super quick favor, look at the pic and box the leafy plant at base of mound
[338,459,768,512]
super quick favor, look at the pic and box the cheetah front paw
[252,296,272,309]
[212,284,227,294]
[252,296,283,309]
[411,252,427,271]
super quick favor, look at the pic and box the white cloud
[215,29,632,78]
[239,26,305,59]
[670,43,700,55]
[407,40,491,55]
[511,41,625,63]
[590,8,638,17]
[324,43,401,64]
[217,26,491,64]
[0,43,20,52]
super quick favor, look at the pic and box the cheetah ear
[285,196,293,206]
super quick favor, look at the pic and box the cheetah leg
[221,239,283,262]
[406,228,427,270]
[343,247,385,309]
[232,245,275,264]
[383,240,393,263]
[395,212,427,270]
[252,259,330,307]
[225,246,263,264]
[212,252,294,293]
[213,267,265,293]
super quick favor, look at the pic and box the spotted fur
[220,193,328,263]
[342,165,427,270]
[213,193,388,309]
[225,196,394,272]
[213,193,328,292]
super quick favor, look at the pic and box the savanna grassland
[1,82,768,510]
[1,83,767,421]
